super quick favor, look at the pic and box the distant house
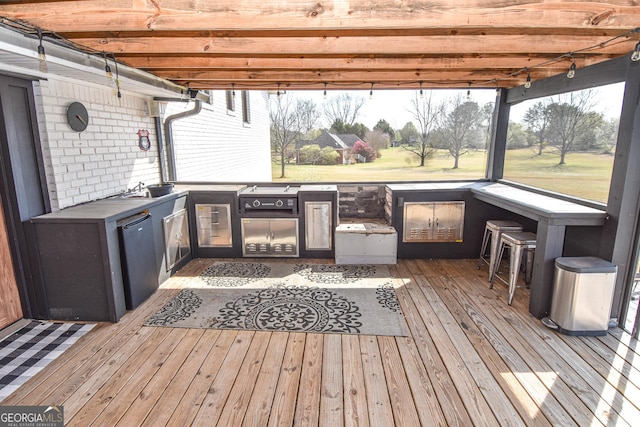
[297,131,366,164]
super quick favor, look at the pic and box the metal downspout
[154,116,166,183]
[163,100,202,181]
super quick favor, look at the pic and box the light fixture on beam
[524,70,532,89]
[232,83,236,98]
[36,29,47,73]
[323,82,327,99]
[567,60,576,79]
[369,82,374,99]
[632,42,640,62]
[419,81,424,98]
[466,83,471,101]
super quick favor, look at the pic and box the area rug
[145,261,409,336]
[0,321,94,401]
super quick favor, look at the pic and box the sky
[285,82,625,131]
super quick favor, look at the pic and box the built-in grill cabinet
[241,218,299,257]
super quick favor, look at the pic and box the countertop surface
[31,190,189,222]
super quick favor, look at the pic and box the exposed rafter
[0,0,638,91]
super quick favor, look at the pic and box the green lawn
[272,147,613,203]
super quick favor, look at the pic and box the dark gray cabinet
[32,193,189,322]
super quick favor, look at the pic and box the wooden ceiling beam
[182,80,521,91]
[71,35,636,56]
[120,55,606,71]
[1,0,638,32]
[153,69,557,83]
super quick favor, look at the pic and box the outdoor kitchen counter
[470,182,607,319]
[31,190,188,222]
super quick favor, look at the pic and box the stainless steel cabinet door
[195,204,232,247]
[403,201,465,242]
[241,218,298,257]
[163,208,191,271]
[305,201,332,250]
[270,218,299,256]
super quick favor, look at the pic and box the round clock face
[66,102,89,132]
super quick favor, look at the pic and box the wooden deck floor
[3,258,640,426]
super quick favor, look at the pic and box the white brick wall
[35,78,160,210]
[167,91,272,182]
[34,81,272,211]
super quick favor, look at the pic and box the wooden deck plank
[341,334,370,427]
[319,333,344,427]
[140,329,223,427]
[267,332,306,427]
[90,328,201,426]
[359,335,395,427]
[66,327,174,426]
[293,333,324,426]
[215,331,272,427]
[424,272,552,427]
[4,258,640,427]
[241,332,289,427]
[188,330,256,426]
[393,266,475,426]
[411,263,527,427]
[164,330,239,426]
[458,270,625,426]
[377,336,421,427]
[399,266,500,426]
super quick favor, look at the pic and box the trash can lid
[555,256,617,273]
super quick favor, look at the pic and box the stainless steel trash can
[547,257,617,336]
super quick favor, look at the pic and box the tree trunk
[559,151,566,165]
[280,151,286,178]
[419,155,425,166]
[453,155,459,169]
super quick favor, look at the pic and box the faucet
[128,181,145,193]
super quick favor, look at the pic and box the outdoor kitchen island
[30,181,606,322]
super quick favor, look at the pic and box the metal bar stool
[490,231,537,305]
[478,220,523,280]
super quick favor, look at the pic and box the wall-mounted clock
[66,102,89,132]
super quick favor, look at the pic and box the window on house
[225,90,235,112]
[503,82,624,204]
[242,91,251,124]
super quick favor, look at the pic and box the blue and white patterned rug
[0,321,94,401]
[146,261,409,336]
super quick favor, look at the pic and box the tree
[319,146,340,164]
[364,129,390,155]
[398,121,419,145]
[296,98,321,138]
[352,140,377,162]
[323,93,366,126]
[269,94,304,178]
[545,90,599,165]
[299,144,322,164]
[329,119,369,140]
[523,101,551,155]
[403,91,440,166]
[373,119,395,140]
[507,122,535,149]
[437,95,482,169]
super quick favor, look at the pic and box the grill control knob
[275,199,284,208]
[252,199,261,207]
